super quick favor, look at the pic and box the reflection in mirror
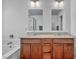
[51,9,64,31]
[28,9,43,31]
[39,25,43,31]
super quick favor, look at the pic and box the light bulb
[30,1,35,7]
[59,1,64,7]
[36,1,40,7]
[54,1,59,7]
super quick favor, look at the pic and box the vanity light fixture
[36,1,40,7]
[59,1,64,7]
[30,0,40,7]
[30,1,35,7]
[54,0,64,8]
[54,1,59,7]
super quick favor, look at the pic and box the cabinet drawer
[21,39,41,43]
[53,39,73,43]
[42,39,52,43]
[43,44,51,53]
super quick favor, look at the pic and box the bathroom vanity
[20,35,74,59]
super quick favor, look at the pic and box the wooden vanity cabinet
[53,39,74,59]
[21,39,42,59]
[20,38,74,59]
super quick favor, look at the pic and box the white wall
[63,0,76,36]
[41,0,52,31]
[64,0,71,33]
[2,0,28,39]
[71,0,76,36]
[2,0,26,54]
[64,0,76,36]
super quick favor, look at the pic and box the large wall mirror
[28,9,43,31]
[51,9,64,31]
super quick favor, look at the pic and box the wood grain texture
[53,39,73,43]
[43,44,51,53]
[20,38,74,59]
[31,44,42,59]
[21,44,30,59]
[53,44,63,59]
[64,44,73,59]
[43,53,51,59]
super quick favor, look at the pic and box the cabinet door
[21,44,30,59]
[64,44,73,59]
[31,44,42,59]
[43,44,51,53]
[53,44,63,59]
